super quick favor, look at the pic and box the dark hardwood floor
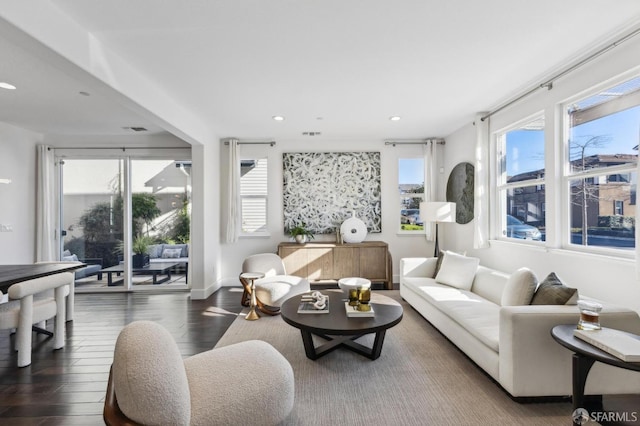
[0,288,244,425]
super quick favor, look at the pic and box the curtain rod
[481,25,640,122]
[223,140,276,146]
[48,146,189,150]
[384,138,445,146]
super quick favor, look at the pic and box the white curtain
[226,139,240,243]
[474,113,490,249]
[423,141,437,241]
[36,145,56,261]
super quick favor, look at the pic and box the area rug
[215,290,571,426]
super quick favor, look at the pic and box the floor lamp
[420,202,457,257]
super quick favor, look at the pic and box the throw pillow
[434,251,480,291]
[530,272,578,305]
[147,244,163,259]
[62,254,79,262]
[501,267,538,306]
[161,248,183,259]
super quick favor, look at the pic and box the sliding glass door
[61,159,126,289]
[60,156,191,292]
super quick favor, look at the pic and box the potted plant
[289,223,315,244]
[132,235,153,268]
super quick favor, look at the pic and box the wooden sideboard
[277,241,392,290]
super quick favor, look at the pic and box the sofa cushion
[435,251,479,291]
[471,266,509,306]
[501,267,538,306]
[406,278,499,352]
[62,254,79,262]
[530,272,578,305]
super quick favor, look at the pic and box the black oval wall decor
[446,162,474,224]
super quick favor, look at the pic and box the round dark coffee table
[281,291,403,360]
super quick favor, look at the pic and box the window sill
[489,239,635,264]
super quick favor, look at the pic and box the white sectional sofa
[400,255,640,398]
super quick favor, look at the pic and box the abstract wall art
[283,152,381,234]
[446,162,475,224]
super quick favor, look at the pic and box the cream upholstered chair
[239,253,310,315]
[104,321,294,426]
[0,272,70,367]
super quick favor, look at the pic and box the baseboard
[190,281,221,299]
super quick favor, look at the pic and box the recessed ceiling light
[272,116,285,121]
[0,82,16,90]
[389,116,401,121]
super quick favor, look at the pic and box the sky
[398,158,424,185]
[506,105,640,176]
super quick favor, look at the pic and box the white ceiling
[2,0,640,143]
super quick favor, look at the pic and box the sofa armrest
[400,257,438,281]
[498,304,640,396]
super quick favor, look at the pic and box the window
[564,75,639,250]
[398,158,424,231]
[240,158,268,234]
[496,115,545,242]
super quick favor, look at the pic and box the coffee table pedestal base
[300,329,387,360]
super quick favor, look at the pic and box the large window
[564,76,640,251]
[496,115,546,242]
[398,158,424,232]
[240,158,268,234]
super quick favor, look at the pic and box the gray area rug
[215,290,571,425]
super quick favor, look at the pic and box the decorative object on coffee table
[240,272,265,321]
[337,277,371,296]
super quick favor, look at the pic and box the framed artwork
[283,152,381,234]
[446,162,474,224]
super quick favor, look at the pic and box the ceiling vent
[302,131,322,136]
[122,126,148,132]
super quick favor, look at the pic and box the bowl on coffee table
[337,277,371,296]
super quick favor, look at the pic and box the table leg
[572,353,597,425]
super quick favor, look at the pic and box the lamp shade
[420,202,456,223]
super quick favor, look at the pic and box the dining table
[0,263,86,295]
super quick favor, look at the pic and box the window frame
[239,157,270,237]
[558,73,640,257]
[494,112,546,244]
[397,157,425,234]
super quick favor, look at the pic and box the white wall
[218,138,450,286]
[443,35,640,312]
[0,122,42,263]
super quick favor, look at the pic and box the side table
[240,272,265,321]
[551,324,640,425]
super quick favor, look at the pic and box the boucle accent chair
[0,272,70,367]
[240,253,310,315]
[104,320,295,426]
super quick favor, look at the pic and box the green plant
[132,235,154,255]
[289,223,315,240]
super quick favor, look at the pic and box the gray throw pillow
[530,272,578,305]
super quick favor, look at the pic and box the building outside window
[240,158,268,234]
[564,75,639,250]
[496,115,546,242]
[398,158,425,232]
